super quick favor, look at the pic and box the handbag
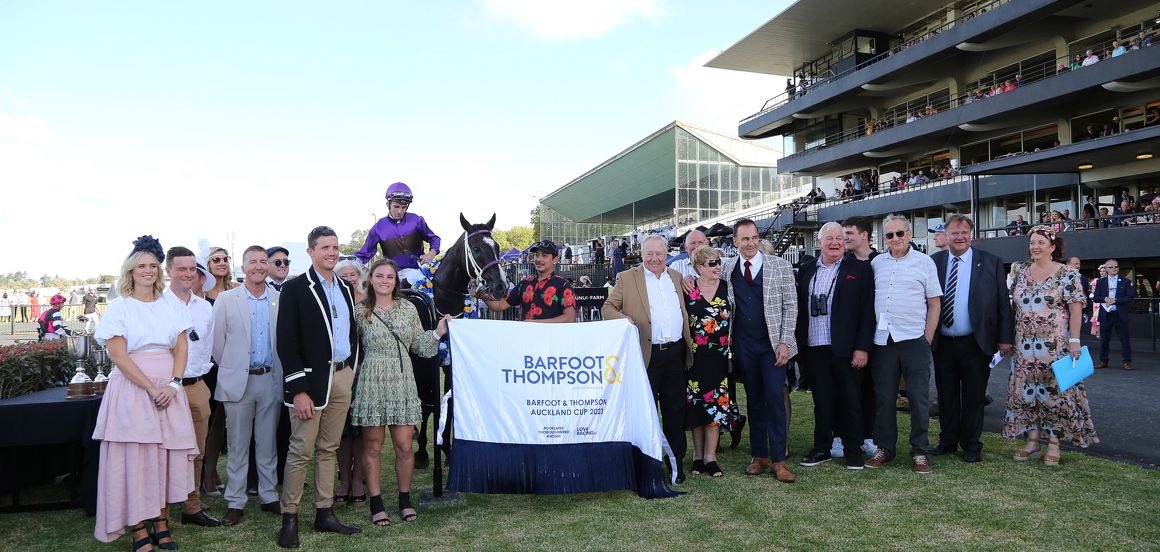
[1051,345,1094,393]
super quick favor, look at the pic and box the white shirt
[668,257,698,279]
[871,248,942,346]
[1105,276,1119,311]
[738,251,764,280]
[940,247,973,337]
[95,296,193,353]
[643,268,685,345]
[165,288,215,378]
[1082,54,1099,66]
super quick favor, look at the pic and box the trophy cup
[67,359,93,399]
[91,347,110,395]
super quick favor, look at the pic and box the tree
[493,226,535,252]
[340,229,370,257]
[529,206,541,239]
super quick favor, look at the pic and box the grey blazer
[211,286,282,403]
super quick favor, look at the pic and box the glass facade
[538,205,630,248]
[675,128,809,226]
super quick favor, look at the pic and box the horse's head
[458,213,508,301]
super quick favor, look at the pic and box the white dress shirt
[668,257,698,279]
[1105,276,1118,312]
[739,251,764,280]
[940,247,973,337]
[643,268,685,345]
[165,288,215,378]
[871,248,942,346]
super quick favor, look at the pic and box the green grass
[2,393,1159,551]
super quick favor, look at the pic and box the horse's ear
[486,214,496,230]
[460,213,471,232]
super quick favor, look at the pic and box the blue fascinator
[131,235,165,264]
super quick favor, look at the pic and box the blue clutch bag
[1051,346,1093,392]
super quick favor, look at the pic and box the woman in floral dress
[684,246,740,478]
[1003,226,1098,466]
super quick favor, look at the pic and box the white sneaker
[830,437,845,458]
[862,439,879,456]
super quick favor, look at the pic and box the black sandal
[689,459,705,475]
[130,523,153,552]
[368,495,390,527]
[149,518,176,551]
[399,492,418,523]
[351,494,367,503]
[704,461,724,477]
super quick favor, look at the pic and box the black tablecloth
[0,387,102,515]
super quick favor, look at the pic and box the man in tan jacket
[602,235,693,483]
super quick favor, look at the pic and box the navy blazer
[276,269,362,409]
[930,247,1015,354]
[1092,275,1135,322]
[794,256,875,358]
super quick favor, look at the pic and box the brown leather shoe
[1123,362,1134,371]
[770,461,796,483]
[912,454,933,474]
[864,450,891,469]
[222,508,244,526]
[1095,361,1107,369]
[745,457,770,475]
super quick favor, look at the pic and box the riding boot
[314,507,361,534]
[277,513,299,549]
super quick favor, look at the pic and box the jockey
[355,182,442,285]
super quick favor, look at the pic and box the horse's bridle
[462,229,504,290]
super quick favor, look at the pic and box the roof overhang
[962,126,1160,175]
[705,0,950,76]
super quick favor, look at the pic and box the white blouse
[95,296,193,353]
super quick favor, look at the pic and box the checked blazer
[721,254,798,359]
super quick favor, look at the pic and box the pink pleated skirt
[92,350,197,543]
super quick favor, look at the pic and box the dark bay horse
[405,213,507,469]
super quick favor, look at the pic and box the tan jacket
[601,265,693,367]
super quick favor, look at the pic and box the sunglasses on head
[883,231,906,240]
[702,259,721,267]
[209,256,230,264]
[272,259,290,267]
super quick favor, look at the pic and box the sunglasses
[209,256,231,264]
[702,259,721,267]
[883,231,906,240]
[272,259,290,267]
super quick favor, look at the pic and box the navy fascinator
[131,235,165,264]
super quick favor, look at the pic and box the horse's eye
[472,247,480,253]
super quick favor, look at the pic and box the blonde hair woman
[93,236,198,551]
[205,246,235,301]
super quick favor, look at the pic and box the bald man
[668,230,709,279]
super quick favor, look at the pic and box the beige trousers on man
[182,379,212,515]
[280,367,354,515]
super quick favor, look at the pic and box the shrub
[0,341,72,399]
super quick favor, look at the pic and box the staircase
[759,203,807,256]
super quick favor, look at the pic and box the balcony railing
[779,36,1151,162]
[740,0,1012,126]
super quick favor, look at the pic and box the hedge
[0,341,72,400]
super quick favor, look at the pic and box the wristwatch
[168,376,182,391]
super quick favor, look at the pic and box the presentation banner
[446,318,679,498]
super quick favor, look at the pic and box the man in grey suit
[929,215,1014,463]
[212,246,283,526]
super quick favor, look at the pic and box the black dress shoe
[930,443,958,456]
[313,507,361,535]
[260,501,282,515]
[277,513,299,549]
[799,450,832,467]
[181,510,222,527]
[962,451,982,463]
[222,509,244,527]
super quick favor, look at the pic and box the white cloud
[665,48,787,144]
[480,0,664,40]
[0,107,54,144]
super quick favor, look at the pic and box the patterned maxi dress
[684,282,741,431]
[1002,262,1099,446]
[350,301,440,427]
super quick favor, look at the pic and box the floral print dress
[684,281,741,431]
[1002,262,1099,446]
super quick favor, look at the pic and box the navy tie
[942,256,959,328]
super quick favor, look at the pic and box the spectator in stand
[1081,204,1097,228]
[1129,37,1140,50]
[1139,29,1152,48]
[905,111,917,123]
[990,84,1003,97]
[1070,53,1083,70]
[1103,48,1113,61]
[1082,49,1099,66]
[1114,200,1135,226]
[1111,39,1126,57]
[1099,207,1112,228]
[1057,63,1070,74]
[1082,124,1099,141]
[1101,122,1118,136]
[1002,80,1016,93]
[786,78,796,100]
[815,188,827,202]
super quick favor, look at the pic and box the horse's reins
[430,228,503,319]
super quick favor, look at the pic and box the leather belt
[331,358,353,371]
[652,340,682,351]
[249,366,272,375]
[181,376,203,386]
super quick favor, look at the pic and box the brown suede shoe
[770,461,796,483]
[1123,362,1134,371]
[1095,361,1107,369]
[864,450,891,469]
[912,454,933,474]
[745,457,770,475]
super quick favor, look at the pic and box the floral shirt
[505,273,576,321]
[686,283,731,356]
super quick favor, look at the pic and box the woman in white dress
[92,236,198,551]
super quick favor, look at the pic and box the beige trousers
[182,379,212,514]
[280,367,355,514]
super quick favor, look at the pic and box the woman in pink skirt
[93,236,198,551]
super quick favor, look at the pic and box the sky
[0,0,790,279]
